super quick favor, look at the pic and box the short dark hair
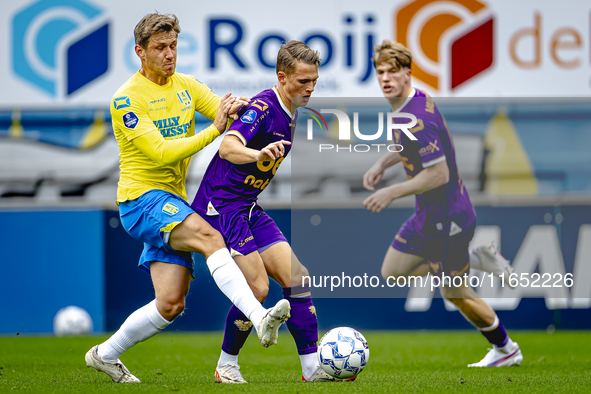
[134,13,181,48]
[276,40,321,75]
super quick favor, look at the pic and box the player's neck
[140,67,169,86]
[388,85,413,112]
[275,85,296,115]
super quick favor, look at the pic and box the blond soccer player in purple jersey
[191,41,350,383]
[363,40,523,367]
[84,13,290,384]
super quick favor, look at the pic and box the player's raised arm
[219,136,291,165]
[363,160,449,213]
[363,151,403,191]
[130,93,235,167]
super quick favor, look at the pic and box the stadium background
[0,0,590,337]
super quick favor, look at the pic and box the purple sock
[221,305,253,356]
[481,320,509,347]
[283,285,318,355]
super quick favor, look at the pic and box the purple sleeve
[226,99,270,145]
[416,116,446,168]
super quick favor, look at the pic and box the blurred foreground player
[85,13,289,383]
[363,40,522,367]
[191,41,342,383]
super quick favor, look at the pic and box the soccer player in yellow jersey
[85,13,289,383]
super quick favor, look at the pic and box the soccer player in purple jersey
[363,40,523,367]
[191,41,343,383]
[84,13,290,384]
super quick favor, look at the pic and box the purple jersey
[393,88,476,238]
[192,87,293,214]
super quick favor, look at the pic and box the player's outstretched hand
[257,140,292,161]
[363,165,384,191]
[229,96,251,120]
[363,188,395,213]
[214,93,237,132]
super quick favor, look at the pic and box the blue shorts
[391,216,476,277]
[119,190,195,274]
[199,203,287,257]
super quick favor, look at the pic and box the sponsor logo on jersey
[123,112,139,129]
[419,140,441,156]
[113,96,130,109]
[162,203,179,216]
[153,116,191,138]
[177,89,192,106]
[241,109,257,123]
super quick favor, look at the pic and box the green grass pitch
[1,331,590,393]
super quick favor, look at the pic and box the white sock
[217,350,239,368]
[480,315,500,332]
[97,300,171,364]
[206,248,267,332]
[300,353,320,380]
[496,337,515,352]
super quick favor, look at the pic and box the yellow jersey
[111,71,221,202]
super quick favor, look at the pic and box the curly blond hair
[372,40,412,70]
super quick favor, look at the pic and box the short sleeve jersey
[393,88,476,238]
[192,87,293,214]
[111,71,220,202]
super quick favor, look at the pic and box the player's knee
[253,284,269,303]
[195,227,226,256]
[381,265,397,280]
[295,264,309,282]
[381,266,389,280]
[441,286,466,304]
[251,279,269,303]
[158,297,186,320]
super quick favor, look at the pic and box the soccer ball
[53,306,93,336]
[318,327,369,379]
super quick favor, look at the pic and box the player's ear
[277,71,286,84]
[135,45,144,61]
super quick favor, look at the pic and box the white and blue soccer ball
[53,306,93,336]
[318,327,369,379]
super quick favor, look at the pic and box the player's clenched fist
[256,140,292,161]
[214,93,236,132]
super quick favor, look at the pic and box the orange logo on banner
[394,0,494,92]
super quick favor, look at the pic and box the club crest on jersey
[177,90,192,106]
[123,112,139,129]
[241,109,257,124]
[113,96,130,109]
[162,203,179,216]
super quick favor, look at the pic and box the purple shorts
[391,215,475,277]
[198,203,287,257]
